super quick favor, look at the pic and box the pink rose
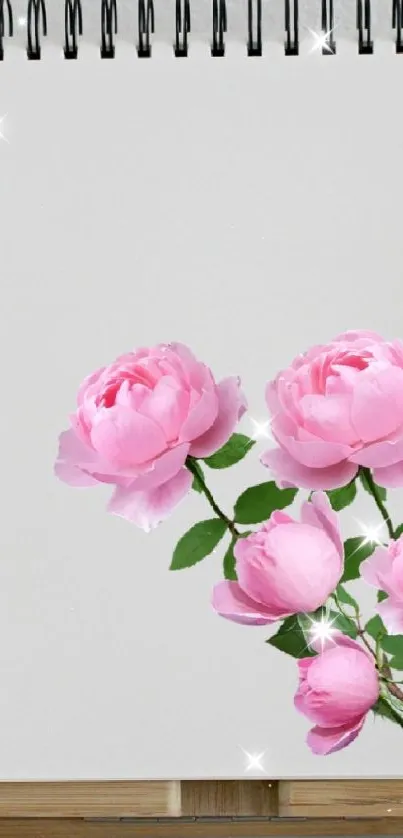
[261,330,403,490]
[55,342,246,531]
[360,536,403,634]
[295,633,379,755]
[211,492,343,624]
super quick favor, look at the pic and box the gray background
[1,18,403,781]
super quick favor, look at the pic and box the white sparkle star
[307,27,336,54]
[0,114,9,145]
[18,16,27,27]
[306,613,337,651]
[241,748,267,774]
[354,519,386,548]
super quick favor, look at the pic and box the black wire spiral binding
[0,0,13,60]
[357,0,373,53]
[211,0,226,56]
[64,0,82,58]
[321,0,336,53]
[284,0,298,55]
[0,0,399,61]
[27,0,47,59]
[393,0,403,52]
[137,0,154,56]
[247,0,261,55]
[101,0,117,58]
[174,0,190,57]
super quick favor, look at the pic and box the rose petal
[306,716,365,756]
[360,546,394,591]
[377,597,403,635]
[301,491,343,561]
[350,367,403,444]
[107,467,193,531]
[131,443,190,491]
[373,461,403,488]
[211,580,282,625]
[189,377,247,458]
[90,407,167,466]
[261,447,358,490]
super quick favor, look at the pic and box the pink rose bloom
[360,536,403,634]
[55,342,246,531]
[295,633,379,755]
[212,492,343,624]
[261,330,403,490]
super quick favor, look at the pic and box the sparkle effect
[250,418,272,440]
[307,27,336,54]
[241,748,267,774]
[354,519,386,548]
[305,612,337,651]
[0,114,9,145]
[18,16,27,26]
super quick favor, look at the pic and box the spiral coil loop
[211,0,227,56]
[247,0,261,55]
[101,0,117,58]
[27,0,47,59]
[285,0,298,55]
[0,0,13,60]
[321,0,336,53]
[357,0,373,53]
[174,0,190,57]
[393,0,403,52]
[64,0,83,58]
[137,0,154,56]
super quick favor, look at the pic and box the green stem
[360,467,395,540]
[186,458,240,538]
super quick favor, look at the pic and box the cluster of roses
[55,330,403,755]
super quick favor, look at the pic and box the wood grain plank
[0,782,181,818]
[181,780,278,816]
[279,780,403,817]
[1,817,403,837]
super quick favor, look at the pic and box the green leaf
[267,615,316,659]
[365,615,385,641]
[359,470,387,502]
[334,584,358,610]
[378,590,388,602]
[395,524,403,539]
[203,433,256,469]
[234,481,297,525]
[341,536,376,583]
[388,656,403,671]
[189,459,205,493]
[170,518,227,571]
[372,697,401,725]
[378,686,403,727]
[223,537,238,581]
[326,481,357,511]
[332,611,358,639]
[381,634,403,656]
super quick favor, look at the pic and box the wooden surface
[1,818,403,837]
[279,780,403,818]
[181,780,278,816]
[0,781,181,818]
[0,779,402,832]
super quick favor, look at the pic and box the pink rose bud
[261,330,403,490]
[212,492,343,624]
[295,633,379,755]
[360,535,403,634]
[55,342,246,531]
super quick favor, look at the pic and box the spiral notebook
[1,0,403,781]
